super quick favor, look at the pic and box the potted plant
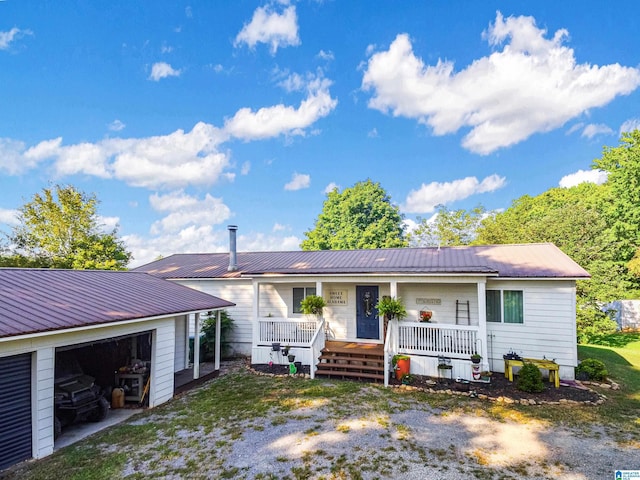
[480,371,492,382]
[419,310,432,322]
[376,296,407,320]
[470,353,482,364]
[392,354,411,381]
[300,294,326,318]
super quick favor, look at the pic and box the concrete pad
[54,408,143,451]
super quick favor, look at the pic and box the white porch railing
[383,319,396,387]
[309,318,326,379]
[398,322,480,360]
[258,318,318,346]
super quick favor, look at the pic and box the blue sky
[1,1,639,267]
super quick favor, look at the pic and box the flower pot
[471,357,481,364]
[271,342,281,352]
[395,357,410,380]
[288,354,295,363]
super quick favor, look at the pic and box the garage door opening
[54,332,152,443]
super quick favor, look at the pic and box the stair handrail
[309,317,326,380]
[383,317,395,387]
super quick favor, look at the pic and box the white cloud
[284,172,310,191]
[272,223,287,232]
[403,174,506,213]
[22,122,232,189]
[148,190,231,235]
[224,74,337,140]
[0,27,32,50]
[566,123,584,135]
[108,119,126,132]
[149,62,182,81]
[161,44,174,54]
[559,169,608,188]
[581,123,613,139]
[317,50,334,61]
[0,138,40,174]
[362,12,640,155]
[0,208,19,226]
[324,182,340,194]
[367,128,379,138]
[620,118,640,134]
[234,5,300,55]
[240,161,251,175]
[98,215,120,233]
[185,6,193,18]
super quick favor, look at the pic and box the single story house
[135,226,590,385]
[0,268,233,471]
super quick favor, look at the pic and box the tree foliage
[301,179,407,250]
[407,205,486,247]
[6,184,132,270]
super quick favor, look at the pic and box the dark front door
[356,286,379,340]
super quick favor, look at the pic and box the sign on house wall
[327,289,348,306]
[416,297,442,305]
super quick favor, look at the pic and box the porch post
[252,280,260,346]
[215,310,221,371]
[389,280,398,298]
[184,314,190,370]
[193,312,201,379]
[477,280,489,371]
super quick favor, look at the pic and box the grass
[3,335,639,479]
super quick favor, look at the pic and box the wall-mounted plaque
[416,297,441,305]
[327,289,348,306]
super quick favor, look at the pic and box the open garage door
[0,353,32,470]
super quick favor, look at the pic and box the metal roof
[134,243,590,280]
[0,269,235,339]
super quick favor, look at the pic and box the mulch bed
[390,372,602,403]
[250,363,602,404]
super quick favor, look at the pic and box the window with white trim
[293,287,316,314]
[486,290,524,324]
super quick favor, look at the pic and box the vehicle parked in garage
[54,351,109,439]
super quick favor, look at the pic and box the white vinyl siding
[176,279,254,356]
[486,280,577,379]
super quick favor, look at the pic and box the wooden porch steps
[315,341,385,382]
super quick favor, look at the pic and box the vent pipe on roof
[228,225,238,272]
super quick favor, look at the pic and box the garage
[0,268,234,471]
[0,353,32,471]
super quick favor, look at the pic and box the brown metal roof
[0,269,234,339]
[134,243,590,280]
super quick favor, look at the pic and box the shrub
[575,358,608,381]
[300,294,326,316]
[190,310,235,362]
[517,363,545,393]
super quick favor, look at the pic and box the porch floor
[323,341,384,355]
[174,362,219,394]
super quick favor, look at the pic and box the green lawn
[3,334,639,479]
[577,332,640,430]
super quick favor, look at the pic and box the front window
[486,290,523,324]
[293,287,316,314]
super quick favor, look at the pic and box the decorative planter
[394,356,411,380]
[471,356,481,364]
[288,354,295,363]
[271,342,281,352]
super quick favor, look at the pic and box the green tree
[7,184,132,270]
[301,179,407,250]
[593,129,640,265]
[407,205,486,247]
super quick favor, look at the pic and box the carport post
[193,312,201,379]
[215,310,221,371]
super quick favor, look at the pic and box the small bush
[517,363,545,393]
[575,358,608,381]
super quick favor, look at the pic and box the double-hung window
[293,287,316,314]
[486,290,524,324]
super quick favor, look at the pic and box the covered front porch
[250,275,491,383]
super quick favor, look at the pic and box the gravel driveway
[7,361,639,479]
